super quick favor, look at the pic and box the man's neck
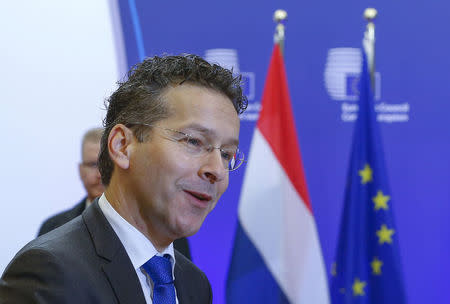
[104,180,173,253]
[84,197,93,209]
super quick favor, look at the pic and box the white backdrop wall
[0,1,120,273]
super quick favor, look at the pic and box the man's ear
[108,124,135,170]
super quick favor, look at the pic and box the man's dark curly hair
[98,54,248,186]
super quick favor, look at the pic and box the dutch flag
[226,45,330,303]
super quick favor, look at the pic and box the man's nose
[198,149,227,184]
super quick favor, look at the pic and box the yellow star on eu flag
[372,190,390,211]
[358,164,373,184]
[371,257,383,275]
[376,224,395,244]
[352,278,366,296]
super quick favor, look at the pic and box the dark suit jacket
[0,200,212,304]
[37,198,192,260]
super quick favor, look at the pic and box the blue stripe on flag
[226,221,290,303]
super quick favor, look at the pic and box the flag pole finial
[273,9,287,55]
[363,8,377,87]
[364,8,377,22]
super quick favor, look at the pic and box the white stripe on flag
[239,129,330,303]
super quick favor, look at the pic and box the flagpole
[363,8,377,88]
[273,9,287,55]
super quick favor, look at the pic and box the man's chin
[172,220,203,239]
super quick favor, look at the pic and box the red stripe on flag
[257,45,312,213]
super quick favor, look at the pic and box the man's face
[79,141,104,201]
[128,84,240,239]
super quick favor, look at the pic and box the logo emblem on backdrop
[204,49,259,121]
[324,48,381,101]
[324,48,409,123]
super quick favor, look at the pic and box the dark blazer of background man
[36,128,191,259]
[0,54,247,303]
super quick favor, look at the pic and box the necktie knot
[142,255,173,285]
[142,255,176,304]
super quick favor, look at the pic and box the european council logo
[324,48,380,101]
[324,48,409,123]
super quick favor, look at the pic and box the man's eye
[84,162,98,169]
[221,150,235,161]
[185,137,203,147]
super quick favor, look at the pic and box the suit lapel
[174,263,190,304]
[174,252,195,304]
[83,200,147,304]
[102,255,146,304]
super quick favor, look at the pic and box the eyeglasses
[129,123,245,171]
[81,161,98,169]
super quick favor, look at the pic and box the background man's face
[128,84,240,240]
[79,141,104,201]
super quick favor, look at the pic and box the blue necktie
[142,255,176,304]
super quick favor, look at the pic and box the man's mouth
[184,190,212,202]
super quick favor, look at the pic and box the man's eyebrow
[183,123,240,146]
[182,123,212,134]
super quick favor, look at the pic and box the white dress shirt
[98,194,178,304]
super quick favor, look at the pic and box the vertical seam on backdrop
[108,0,128,77]
[128,0,146,61]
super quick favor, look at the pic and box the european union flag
[330,50,406,303]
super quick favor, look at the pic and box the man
[37,128,104,235]
[0,54,247,303]
[36,128,192,260]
